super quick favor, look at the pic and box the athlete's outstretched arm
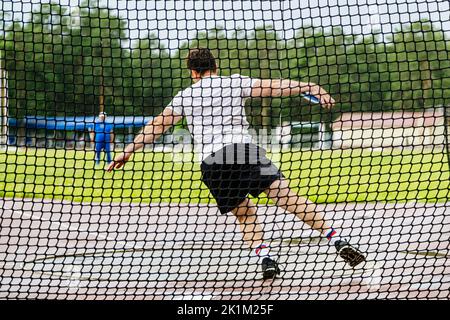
[107,108,183,171]
[251,79,335,109]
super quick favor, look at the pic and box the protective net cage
[0,0,449,300]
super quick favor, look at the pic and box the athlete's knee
[264,179,295,206]
[233,207,257,219]
[264,179,289,197]
[232,198,257,218]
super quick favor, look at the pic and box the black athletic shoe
[261,257,281,280]
[335,240,366,267]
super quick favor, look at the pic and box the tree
[2,0,449,126]
[286,25,347,123]
[2,1,133,117]
[74,0,129,116]
[129,34,172,115]
[387,20,450,110]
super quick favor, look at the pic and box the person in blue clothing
[90,112,114,166]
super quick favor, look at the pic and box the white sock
[254,243,271,262]
[325,228,343,246]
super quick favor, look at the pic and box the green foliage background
[1,1,449,128]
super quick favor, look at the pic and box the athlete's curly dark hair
[186,48,217,75]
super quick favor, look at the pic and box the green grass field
[0,147,449,205]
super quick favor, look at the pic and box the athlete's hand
[107,152,132,172]
[309,85,335,109]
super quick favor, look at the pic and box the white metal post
[0,51,8,149]
[318,122,324,150]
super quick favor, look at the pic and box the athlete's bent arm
[107,108,183,171]
[251,79,335,109]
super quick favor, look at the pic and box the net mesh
[0,0,449,300]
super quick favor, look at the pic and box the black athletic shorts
[200,143,284,214]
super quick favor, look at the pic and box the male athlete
[107,48,366,280]
[91,112,114,166]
